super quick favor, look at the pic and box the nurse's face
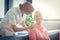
[21,2,34,15]
[24,11,32,15]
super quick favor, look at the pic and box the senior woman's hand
[20,20,34,29]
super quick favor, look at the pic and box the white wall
[32,0,60,19]
[0,0,4,18]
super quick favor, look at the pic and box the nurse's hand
[20,20,34,29]
[29,24,34,29]
[20,20,26,27]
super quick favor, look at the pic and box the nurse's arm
[20,21,34,31]
[11,24,31,32]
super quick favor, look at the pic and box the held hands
[20,20,34,29]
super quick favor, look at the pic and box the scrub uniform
[0,7,23,37]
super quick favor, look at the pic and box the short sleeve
[4,8,17,25]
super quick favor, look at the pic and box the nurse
[0,2,34,37]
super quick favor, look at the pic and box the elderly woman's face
[34,12,42,24]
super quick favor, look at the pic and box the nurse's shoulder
[7,7,20,14]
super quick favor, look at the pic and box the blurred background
[0,0,60,30]
[0,0,60,40]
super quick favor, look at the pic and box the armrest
[59,32,60,40]
[49,31,59,40]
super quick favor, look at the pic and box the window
[32,0,60,19]
[13,0,27,7]
[0,0,4,18]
